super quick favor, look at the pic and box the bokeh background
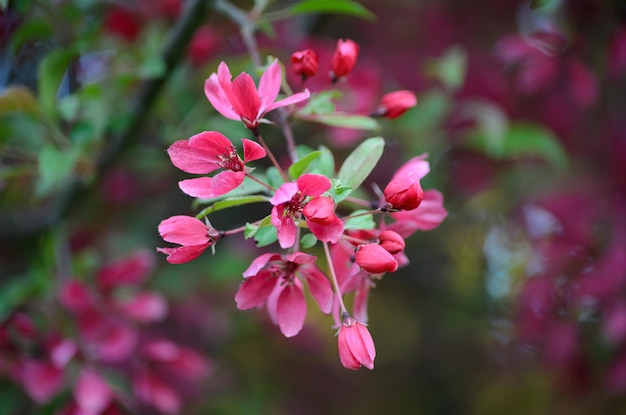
[1,0,626,413]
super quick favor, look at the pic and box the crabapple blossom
[330,38,359,81]
[291,49,318,80]
[383,155,429,211]
[167,131,266,199]
[388,189,448,237]
[235,252,333,337]
[204,59,310,130]
[372,90,417,118]
[157,215,219,264]
[270,174,342,248]
[337,316,376,370]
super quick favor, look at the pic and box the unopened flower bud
[378,230,405,254]
[373,90,417,118]
[384,166,425,211]
[291,49,318,80]
[337,316,376,370]
[355,244,398,274]
[330,38,359,81]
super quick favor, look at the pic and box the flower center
[217,145,244,171]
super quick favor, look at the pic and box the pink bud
[374,90,417,118]
[330,38,359,80]
[355,244,398,274]
[58,280,93,313]
[74,369,114,415]
[337,317,376,370]
[384,163,425,211]
[378,230,405,254]
[291,49,318,79]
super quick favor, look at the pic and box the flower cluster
[158,39,446,370]
[0,251,212,414]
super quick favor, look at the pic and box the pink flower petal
[133,372,180,415]
[389,189,448,237]
[276,283,306,337]
[337,328,361,370]
[178,177,218,199]
[235,274,278,309]
[297,174,331,197]
[230,73,261,124]
[96,249,154,289]
[242,253,275,278]
[355,244,398,274]
[118,291,168,323]
[58,280,93,313]
[187,130,233,157]
[273,207,298,249]
[210,170,245,196]
[270,182,299,205]
[306,214,344,244]
[242,138,266,162]
[156,245,208,264]
[353,283,370,323]
[204,74,240,120]
[302,265,333,314]
[19,360,64,404]
[74,369,113,415]
[266,88,311,113]
[167,140,219,174]
[158,216,209,246]
[257,59,282,114]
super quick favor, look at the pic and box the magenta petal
[187,131,233,157]
[204,73,239,120]
[179,177,217,199]
[355,323,376,363]
[276,284,306,337]
[158,216,209,246]
[343,323,375,369]
[20,361,64,404]
[297,174,331,196]
[337,328,361,370]
[95,320,138,362]
[74,369,113,415]
[242,138,266,162]
[167,140,219,174]
[302,265,333,314]
[210,170,245,195]
[118,291,168,323]
[230,73,261,123]
[157,245,208,264]
[307,215,344,244]
[242,253,274,277]
[235,274,277,309]
[257,59,282,114]
[274,212,297,249]
[393,154,430,181]
[266,88,311,113]
[270,182,299,205]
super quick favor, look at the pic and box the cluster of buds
[158,39,447,370]
[0,251,212,414]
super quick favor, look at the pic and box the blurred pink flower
[389,190,448,237]
[204,59,310,130]
[330,39,359,81]
[74,369,114,415]
[373,90,417,119]
[167,131,266,199]
[291,49,319,80]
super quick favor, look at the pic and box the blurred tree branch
[0,0,214,241]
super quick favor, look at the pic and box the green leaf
[289,150,321,179]
[8,17,53,54]
[296,90,341,116]
[265,167,285,189]
[423,45,467,92]
[288,0,376,20]
[300,233,318,249]
[307,145,335,177]
[344,210,376,230]
[244,215,273,239]
[254,225,277,247]
[531,0,553,9]
[328,179,353,203]
[38,48,76,118]
[469,123,569,170]
[196,195,271,220]
[300,113,380,131]
[36,145,78,197]
[338,137,385,190]
[138,56,166,79]
[0,271,47,322]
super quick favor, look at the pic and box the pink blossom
[270,174,339,249]
[18,359,64,404]
[157,215,219,264]
[302,195,345,244]
[291,49,318,80]
[373,90,417,119]
[133,370,180,414]
[144,340,212,381]
[378,230,405,254]
[330,39,359,80]
[235,252,333,337]
[116,291,168,323]
[383,155,430,211]
[337,316,376,370]
[204,59,310,130]
[96,249,155,290]
[74,369,114,415]
[167,131,266,199]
